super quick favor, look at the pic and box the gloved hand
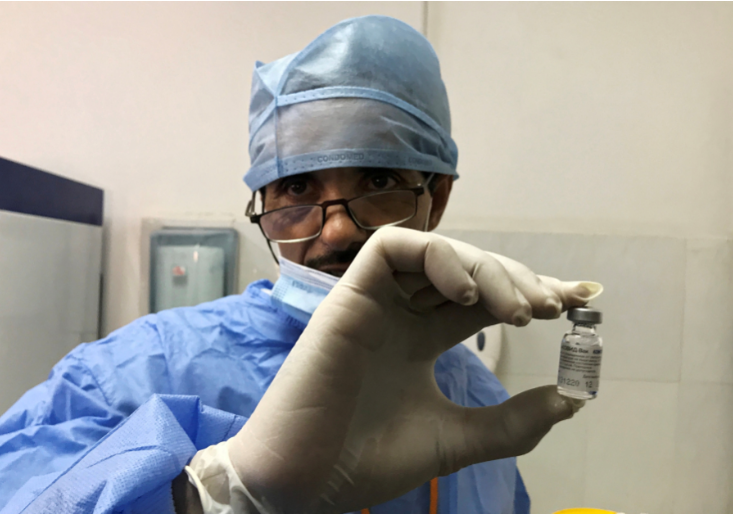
[226,227,601,513]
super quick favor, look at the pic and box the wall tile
[497,374,589,514]
[583,380,678,513]
[681,238,733,384]
[673,382,733,513]
[438,230,686,382]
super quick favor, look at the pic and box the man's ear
[427,175,453,231]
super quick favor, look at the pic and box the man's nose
[319,205,367,251]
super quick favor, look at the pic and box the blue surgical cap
[244,15,459,192]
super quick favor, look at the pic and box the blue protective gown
[0,280,530,514]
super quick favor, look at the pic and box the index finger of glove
[484,252,562,319]
[487,251,604,310]
[439,234,600,317]
[350,228,479,306]
[535,274,605,310]
[440,235,561,320]
[436,237,533,325]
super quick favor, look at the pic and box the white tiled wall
[681,239,733,384]
[673,382,733,514]
[438,229,733,514]
[584,380,678,513]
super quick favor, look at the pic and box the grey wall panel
[0,210,102,413]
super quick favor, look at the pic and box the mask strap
[423,199,433,232]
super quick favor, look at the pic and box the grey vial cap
[567,306,603,324]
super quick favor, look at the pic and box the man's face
[262,167,452,276]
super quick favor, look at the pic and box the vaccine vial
[557,306,603,400]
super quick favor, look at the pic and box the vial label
[557,344,602,393]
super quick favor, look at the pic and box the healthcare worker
[0,16,601,514]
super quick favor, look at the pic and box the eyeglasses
[246,186,427,244]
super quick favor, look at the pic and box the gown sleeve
[0,315,246,514]
[0,353,123,512]
[7,395,244,514]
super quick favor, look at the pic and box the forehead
[265,167,423,188]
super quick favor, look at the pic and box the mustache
[305,246,362,270]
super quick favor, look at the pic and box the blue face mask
[270,257,340,325]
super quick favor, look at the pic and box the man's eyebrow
[358,167,403,175]
[270,173,308,188]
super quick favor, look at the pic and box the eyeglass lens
[259,190,417,242]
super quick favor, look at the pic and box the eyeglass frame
[245,179,433,262]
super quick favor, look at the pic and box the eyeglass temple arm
[245,191,280,263]
[245,191,260,222]
[264,239,279,264]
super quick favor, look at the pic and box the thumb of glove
[496,386,583,454]
[443,386,583,475]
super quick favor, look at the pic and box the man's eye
[285,180,309,196]
[369,174,397,190]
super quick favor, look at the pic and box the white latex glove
[226,227,601,513]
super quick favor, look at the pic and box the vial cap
[567,306,602,324]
